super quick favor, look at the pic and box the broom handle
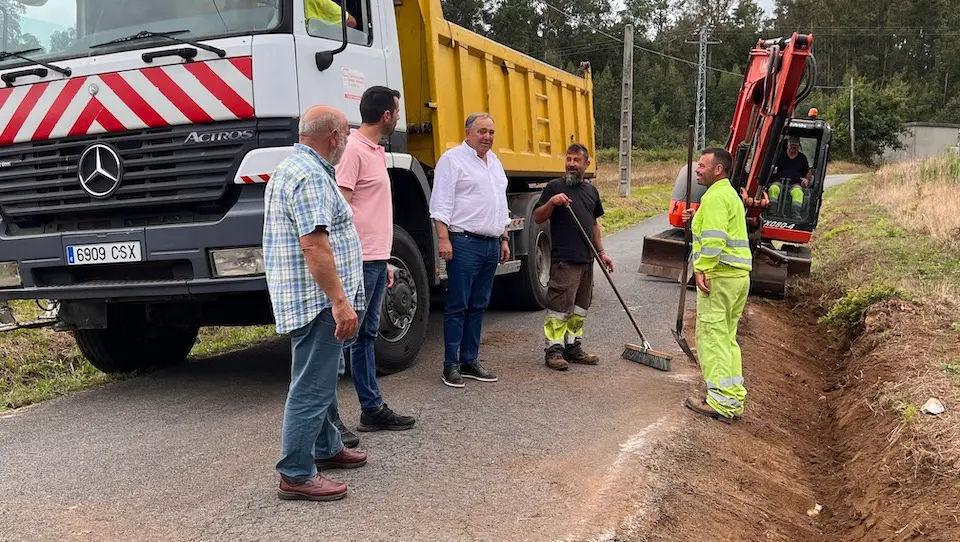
[676,125,695,332]
[564,205,651,349]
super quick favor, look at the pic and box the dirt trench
[617,297,960,542]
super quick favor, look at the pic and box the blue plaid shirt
[263,143,365,334]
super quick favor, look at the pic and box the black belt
[453,230,498,241]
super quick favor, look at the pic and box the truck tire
[375,226,430,375]
[498,216,551,310]
[75,316,200,374]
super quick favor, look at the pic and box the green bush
[818,283,901,332]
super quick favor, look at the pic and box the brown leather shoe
[545,349,569,371]
[315,447,368,470]
[278,474,348,501]
[564,343,599,365]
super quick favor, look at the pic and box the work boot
[545,346,568,371]
[278,474,348,501]
[564,342,599,365]
[315,447,368,470]
[357,403,416,432]
[442,365,465,388]
[333,416,360,448]
[791,206,804,220]
[684,396,734,425]
[460,362,498,382]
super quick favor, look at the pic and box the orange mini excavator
[639,32,833,297]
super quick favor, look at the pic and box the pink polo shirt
[335,130,394,261]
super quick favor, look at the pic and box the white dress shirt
[429,142,510,238]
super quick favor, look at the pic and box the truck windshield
[0,0,280,68]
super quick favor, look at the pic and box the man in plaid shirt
[263,105,368,502]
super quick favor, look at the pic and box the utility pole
[849,77,856,157]
[618,24,634,197]
[686,26,720,151]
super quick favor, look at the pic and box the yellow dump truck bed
[395,0,596,179]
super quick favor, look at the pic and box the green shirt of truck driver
[305,0,358,28]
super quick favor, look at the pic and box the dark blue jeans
[444,234,499,368]
[276,309,345,482]
[348,261,388,411]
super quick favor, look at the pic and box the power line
[540,1,741,76]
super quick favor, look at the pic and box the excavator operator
[768,136,812,219]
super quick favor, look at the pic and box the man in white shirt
[429,113,511,388]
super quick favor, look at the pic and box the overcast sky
[757,0,776,16]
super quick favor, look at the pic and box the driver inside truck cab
[768,136,812,219]
[305,0,358,29]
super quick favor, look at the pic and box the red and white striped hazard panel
[239,174,271,184]
[0,56,254,145]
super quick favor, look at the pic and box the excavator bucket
[639,164,705,282]
[638,228,688,282]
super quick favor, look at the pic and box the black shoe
[334,417,360,448]
[357,403,416,432]
[442,365,465,388]
[460,362,498,382]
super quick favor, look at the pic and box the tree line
[442,0,960,163]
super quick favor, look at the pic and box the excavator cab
[762,116,832,232]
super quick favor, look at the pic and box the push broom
[564,205,672,371]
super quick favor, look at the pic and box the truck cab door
[293,0,390,126]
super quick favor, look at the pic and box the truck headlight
[0,262,21,288]
[210,248,264,278]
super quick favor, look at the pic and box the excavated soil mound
[622,297,960,542]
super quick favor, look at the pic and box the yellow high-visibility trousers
[696,274,750,418]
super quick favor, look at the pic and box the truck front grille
[0,119,295,236]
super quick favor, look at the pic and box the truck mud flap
[638,228,690,282]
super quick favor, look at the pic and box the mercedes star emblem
[77,143,123,199]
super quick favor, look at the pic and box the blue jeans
[444,234,499,368]
[277,309,350,482]
[349,261,388,411]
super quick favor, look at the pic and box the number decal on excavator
[764,221,796,229]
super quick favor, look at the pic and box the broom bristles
[621,343,672,371]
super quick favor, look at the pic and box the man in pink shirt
[334,86,416,444]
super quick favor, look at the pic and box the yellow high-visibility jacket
[305,0,344,24]
[692,178,752,277]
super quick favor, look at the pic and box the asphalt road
[0,175,856,542]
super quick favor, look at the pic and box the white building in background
[882,122,960,162]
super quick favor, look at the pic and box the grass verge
[0,300,278,411]
[593,161,677,234]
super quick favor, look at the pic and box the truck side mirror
[315,5,349,72]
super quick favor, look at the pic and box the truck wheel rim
[380,257,418,344]
[536,230,550,288]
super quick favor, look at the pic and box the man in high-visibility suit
[682,147,752,423]
[768,136,811,219]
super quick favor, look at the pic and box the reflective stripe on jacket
[692,178,752,275]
